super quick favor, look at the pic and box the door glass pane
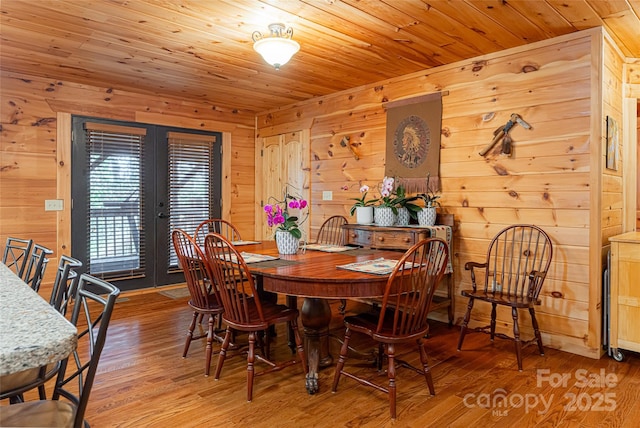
[167,132,217,268]
[85,124,145,278]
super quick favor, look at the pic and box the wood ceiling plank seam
[506,0,578,37]
[463,0,554,42]
[423,0,525,47]
[0,60,303,113]
[545,0,605,30]
[593,11,640,57]
[340,0,488,59]
[255,0,464,65]
[372,0,520,55]
[0,54,344,108]
[0,23,372,98]
[12,2,417,92]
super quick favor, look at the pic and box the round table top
[239,241,402,299]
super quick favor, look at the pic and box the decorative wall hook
[479,113,531,157]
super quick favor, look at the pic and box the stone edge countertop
[0,263,78,376]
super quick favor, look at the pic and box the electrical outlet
[322,191,333,201]
[44,199,64,211]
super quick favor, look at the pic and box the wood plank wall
[0,72,257,288]
[256,28,626,358]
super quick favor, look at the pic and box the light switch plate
[322,191,333,201]
[45,199,64,211]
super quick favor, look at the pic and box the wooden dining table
[233,241,404,394]
[0,263,77,378]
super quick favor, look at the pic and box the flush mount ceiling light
[252,23,300,70]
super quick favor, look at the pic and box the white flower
[360,185,369,193]
[382,176,394,192]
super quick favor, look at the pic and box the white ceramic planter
[417,207,437,226]
[275,230,300,254]
[374,206,396,227]
[355,206,374,224]
[396,207,410,226]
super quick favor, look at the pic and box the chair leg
[204,315,214,377]
[183,311,198,358]
[37,384,47,400]
[331,328,351,392]
[291,318,308,374]
[8,394,24,404]
[338,298,347,315]
[418,338,435,395]
[387,343,397,420]
[529,307,545,356]
[512,307,523,371]
[457,298,474,350]
[247,331,256,402]
[490,303,497,341]
[214,328,231,380]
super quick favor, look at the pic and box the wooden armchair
[457,224,553,371]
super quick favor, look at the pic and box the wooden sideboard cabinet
[342,213,455,325]
[609,231,640,361]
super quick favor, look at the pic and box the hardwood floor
[10,290,640,427]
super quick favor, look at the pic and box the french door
[71,116,221,291]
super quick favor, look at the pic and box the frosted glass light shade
[253,38,300,70]
[252,23,300,70]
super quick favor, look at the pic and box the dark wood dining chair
[2,237,33,278]
[203,232,308,402]
[194,218,242,247]
[313,215,349,313]
[0,274,120,428]
[172,228,225,377]
[0,255,84,404]
[331,238,449,419]
[457,224,553,371]
[314,215,348,245]
[22,243,54,292]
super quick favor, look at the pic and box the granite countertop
[0,263,78,376]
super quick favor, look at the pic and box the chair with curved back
[194,218,242,248]
[314,215,348,246]
[313,215,349,313]
[457,224,553,371]
[331,238,449,419]
[172,228,224,377]
[0,274,120,428]
[0,255,83,404]
[2,237,33,278]
[22,243,54,292]
[203,232,308,402]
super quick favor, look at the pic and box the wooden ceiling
[1,0,639,115]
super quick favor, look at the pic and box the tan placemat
[250,259,301,268]
[342,248,379,256]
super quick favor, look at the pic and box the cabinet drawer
[346,229,373,247]
[370,231,418,249]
